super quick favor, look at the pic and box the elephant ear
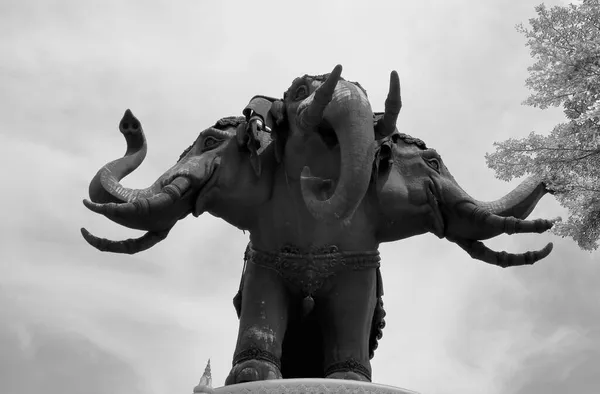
[243,96,288,164]
[240,96,281,172]
[371,136,394,188]
[371,112,394,185]
[269,100,287,163]
[269,100,286,126]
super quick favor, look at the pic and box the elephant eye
[294,85,309,101]
[426,158,440,172]
[203,136,221,150]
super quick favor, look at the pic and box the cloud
[509,238,600,394]
[0,315,143,394]
[448,236,600,394]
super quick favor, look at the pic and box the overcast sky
[1,1,598,393]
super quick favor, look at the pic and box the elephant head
[374,132,557,267]
[268,65,401,223]
[81,110,275,254]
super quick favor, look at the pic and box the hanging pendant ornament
[302,294,315,316]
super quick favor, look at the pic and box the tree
[485,0,600,251]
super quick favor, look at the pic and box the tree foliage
[486,0,600,251]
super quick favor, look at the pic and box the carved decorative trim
[324,358,372,382]
[246,243,381,296]
[196,378,420,394]
[232,347,282,371]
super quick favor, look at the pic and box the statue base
[194,378,419,394]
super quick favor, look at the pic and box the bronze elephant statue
[81,65,556,385]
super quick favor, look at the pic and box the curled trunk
[299,78,375,222]
[89,109,165,204]
[82,110,202,254]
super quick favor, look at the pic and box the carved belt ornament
[245,243,381,297]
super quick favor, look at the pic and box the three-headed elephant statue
[82,65,557,386]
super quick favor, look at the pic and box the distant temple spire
[193,359,213,393]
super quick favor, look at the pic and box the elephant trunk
[456,202,555,239]
[299,75,375,222]
[450,236,554,267]
[88,109,166,204]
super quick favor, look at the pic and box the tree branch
[506,146,600,153]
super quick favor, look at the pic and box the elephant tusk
[298,64,343,130]
[83,176,192,229]
[476,175,549,220]
[375,70,401,138]
[80,227,170,254]
[452,237,554,267]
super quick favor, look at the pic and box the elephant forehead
[199,126,236,139]
[178,127,235,162]
[193,127,236,148]
[393,141,424,158]
[284,76,311,96]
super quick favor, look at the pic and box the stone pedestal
[194,378,419,394]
